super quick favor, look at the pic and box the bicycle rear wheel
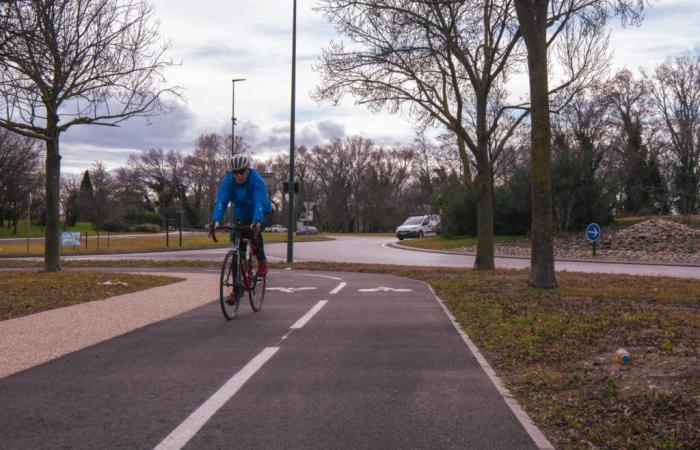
[249,256,266,312]
[220,249,242,320]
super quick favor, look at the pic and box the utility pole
[179,186,184,247]
[287,0,297,263]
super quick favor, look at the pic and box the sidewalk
[0,271,217,379]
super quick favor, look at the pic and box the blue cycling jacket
[211,169,272,223]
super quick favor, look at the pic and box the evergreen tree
[77,170,94,223]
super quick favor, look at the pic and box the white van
[395,215,441,240]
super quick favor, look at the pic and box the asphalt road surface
[62,235,700,279]
[0,270,542,449]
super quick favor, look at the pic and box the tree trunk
[456,135,472,184]
[474,151,495,270]
[473,94,495,270]
[515,0,557,288]
[44,119,61,272]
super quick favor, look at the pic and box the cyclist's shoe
[226,290,237,305]
[256,260,268,277]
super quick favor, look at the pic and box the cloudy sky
[59,0,700,174]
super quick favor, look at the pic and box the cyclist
[208,153,272,277]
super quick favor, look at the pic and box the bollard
[85,232,88,250]
[108,232,110,249]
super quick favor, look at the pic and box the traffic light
[283,181,299,193]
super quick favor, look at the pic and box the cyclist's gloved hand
[208,221,220,242]
[252,222,261,234]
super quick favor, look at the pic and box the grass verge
[1,258,697,448]
[0,271,183,321]
[397,234,521,251]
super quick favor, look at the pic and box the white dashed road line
[153,291,335,450]
[329,282,347,295]
[290,300,328,329]
[153,347,280,450]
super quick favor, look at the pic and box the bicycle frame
[230,227,258,291]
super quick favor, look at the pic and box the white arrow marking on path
[267,287,318,293]
[358,286,413,292]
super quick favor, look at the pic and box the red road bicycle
[212,223,267,320]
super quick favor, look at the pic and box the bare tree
[315,1,609,270]
[0,0,181,271]
[0,127,42,231]
[183,133,230,226]
[513,0,642,288]
[646,54,700,215]
[127,147,185,219]
[59,172,80,228]
[602,68,667,214]
[314,0,532,269]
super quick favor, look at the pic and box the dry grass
[0,271,182,320]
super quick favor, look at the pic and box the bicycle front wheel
[220,249,242,320]
[249,272,266,312]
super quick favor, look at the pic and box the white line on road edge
[290,300,328,329]
[329,282,347,295]
[153,347,280,450]
[419,281,555,450]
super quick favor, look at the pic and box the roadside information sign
[61,232,81,246]
[586,223,601,242]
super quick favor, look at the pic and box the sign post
[586,223,601,257]
[26,192,31,253]
[303,201,314,224]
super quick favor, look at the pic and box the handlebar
[209,222,257,243]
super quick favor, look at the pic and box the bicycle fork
[241,242,254,290]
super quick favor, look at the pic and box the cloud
[62,102,196,151]
[317,119,345,139]
[185,44,251,61]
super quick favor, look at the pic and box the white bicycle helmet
[230,153,250,171]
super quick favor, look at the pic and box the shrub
[101,220,127,232]
[494,167,531,235]
[125,207,163,226]
[134,223,160,233]
[433,180,477,237]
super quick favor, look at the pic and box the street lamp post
[231,78,246,157]
[179,186,184,248]
[287,0,297,263]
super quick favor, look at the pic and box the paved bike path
[0,270,543,449]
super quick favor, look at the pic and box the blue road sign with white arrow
[586,223,601,242]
